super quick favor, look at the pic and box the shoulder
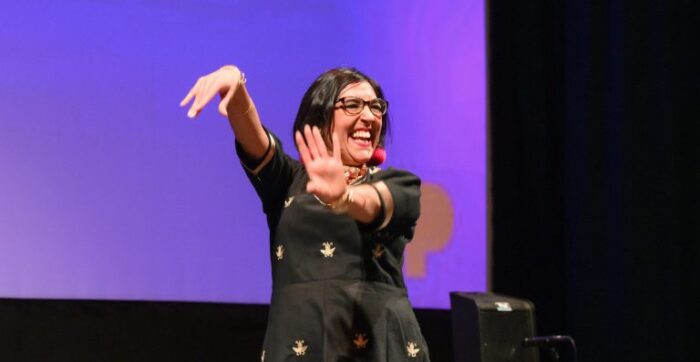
[236,129,302,213]
[236,129,301,175]
[368,167,421,235]
[370,167,421,185]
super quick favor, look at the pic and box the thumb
[218,88,235,116]
[306,180,318,195]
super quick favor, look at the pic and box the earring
[368,147,386,166]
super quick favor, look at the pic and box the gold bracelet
[220,65,253,117]
[219,65,247,84]
[315,187,353,213]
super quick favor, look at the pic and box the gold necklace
[344,164,368,185]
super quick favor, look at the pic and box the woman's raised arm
[180,66,269,160]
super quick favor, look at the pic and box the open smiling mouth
[350,129,373,147]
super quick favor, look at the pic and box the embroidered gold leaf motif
[353,333,368,349]
[320,242,335,258]
[372,244,385,258]
[293,340,308,356]
[275,245,284,260]
[407,342,420,357]
[284,196,294,208]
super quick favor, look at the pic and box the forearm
[225,70,269,161]
[340,182,393,226]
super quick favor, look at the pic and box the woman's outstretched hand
[180,66,243,118]
[295,125,347,204]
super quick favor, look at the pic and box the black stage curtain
[489,1,698,361]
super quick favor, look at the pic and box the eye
[344,98,363,111]
[370,100,386,114]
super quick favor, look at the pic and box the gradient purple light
[0,1,485,308]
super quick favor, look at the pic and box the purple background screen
[0,1,485,308]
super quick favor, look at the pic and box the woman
[181,65,429,361]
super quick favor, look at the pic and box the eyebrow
[337,95,379,100]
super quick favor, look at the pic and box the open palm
[295,125,346,204]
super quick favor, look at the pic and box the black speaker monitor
[450,292,539,362]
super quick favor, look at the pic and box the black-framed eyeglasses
[335,97,389,116]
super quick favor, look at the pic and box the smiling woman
[291,67,391,167]
[0,0,486,312]
[331,82,385,166]
[180,65,430,361]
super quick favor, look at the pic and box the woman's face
[331,81,383,166]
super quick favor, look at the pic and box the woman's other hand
[295,125,347,204]
[180,66,243,118]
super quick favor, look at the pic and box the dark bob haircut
[292,67,390,148]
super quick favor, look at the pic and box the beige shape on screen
[405,183,454,278]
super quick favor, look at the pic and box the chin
[344,156,370,166]
[343,147,374,166]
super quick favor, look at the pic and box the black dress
[237,131,430,362]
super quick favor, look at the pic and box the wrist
[219,65,246,83]
[222,66,253,117]
[317,187,354,213]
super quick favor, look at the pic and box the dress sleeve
[372,168,422,240]
[235,130,300,214]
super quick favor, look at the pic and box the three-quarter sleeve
[235,130,300,215]
[372,168,422,240]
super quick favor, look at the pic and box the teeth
[352,130,371,139]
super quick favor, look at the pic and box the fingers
[306,180,318,195]
[297,125,332,164]
[180,77,201,107]
[182,68,238,119]
[218,88,235,116]
[304,125,320,160]
[193,76,219,112]
[185,77,210,118]
[182,78,204,118]
[295,130,312,165]
[312,126,328,158]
